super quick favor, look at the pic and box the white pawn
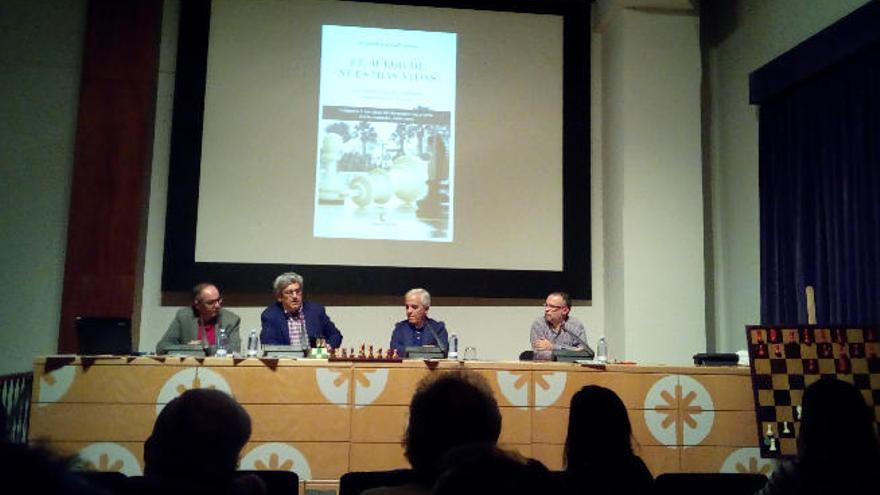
[769,436,778,452]
[782,421,791,434]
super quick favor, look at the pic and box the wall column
[596,2,706,363]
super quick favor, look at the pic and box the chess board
[746,326,880,458]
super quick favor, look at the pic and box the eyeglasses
[200,297,223,306]
[282,288,302,297]
[544,303,565,311]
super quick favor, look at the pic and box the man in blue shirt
[390,288,449,357]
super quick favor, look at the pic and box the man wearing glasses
[530,291,589,360]
[259,271,343,349]
[156,283,241,354]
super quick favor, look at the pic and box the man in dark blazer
[156,283,241,354]
[260,271,343,349]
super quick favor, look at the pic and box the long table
[29,356,774,486]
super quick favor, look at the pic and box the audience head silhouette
[565,385,633,468]
[432,443,557,495]
[404,371,502,480]
[798,377,879,466]
[144,388,252,480]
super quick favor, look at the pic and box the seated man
[530,291,589,360]
[260,272,343,349]
[156,283,241,354]
[390,288,449,357]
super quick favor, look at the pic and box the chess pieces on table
[327,343,403,361]
[308,337,329,358]
[782,421,791,435]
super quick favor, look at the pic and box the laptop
[75,316,132,355]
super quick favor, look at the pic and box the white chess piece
[782,421,791,434]
[318,133,345,202]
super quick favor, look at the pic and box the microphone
[426,322,448,353]
[561,326,594,358]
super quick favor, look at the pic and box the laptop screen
[75,317,132,355]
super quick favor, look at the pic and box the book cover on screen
[313,25,456,242]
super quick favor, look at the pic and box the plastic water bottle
[247,329,259,357]
[596,336,608,363]
[216,328,228,357]
[448,333,459,360]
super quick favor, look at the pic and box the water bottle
[216,328,228,357]
[448,333,459,360]
[247,329,259,357]
[596,336,608,363]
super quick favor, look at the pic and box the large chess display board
[746,326,880,458]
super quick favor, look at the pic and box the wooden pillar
[58,0,162,352]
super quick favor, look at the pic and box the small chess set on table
[327,343,403,362]
[746,325,880,457]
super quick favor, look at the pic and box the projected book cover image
[314,25,456,242]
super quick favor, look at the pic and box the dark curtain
[759,43,880,325]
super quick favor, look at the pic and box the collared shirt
[286,311,306,348]
[530,317,588,360]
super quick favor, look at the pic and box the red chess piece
[769,329,778,343]
[837,353,851,373]
[802,330,813,346]
[774,344,783,357]
[757,345,766,358]
[808,360,817,373]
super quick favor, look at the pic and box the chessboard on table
[746,325,880,458]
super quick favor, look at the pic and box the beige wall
[594,4,706,364]
[0,0,86,375]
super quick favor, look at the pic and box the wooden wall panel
[58,0,162,352]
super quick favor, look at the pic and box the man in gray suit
[156,283,241,354]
